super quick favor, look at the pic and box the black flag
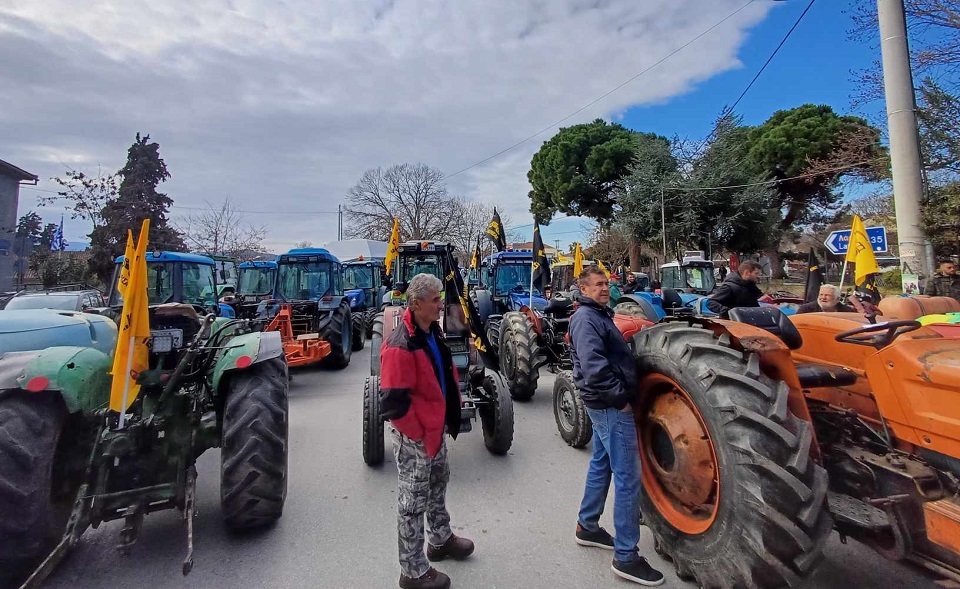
[485,208,506,252]
[532,221,551,292]
[471,233,482,270]
[803,249,825,303]
[442,248,497,369]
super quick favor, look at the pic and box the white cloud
[1,0,771,253]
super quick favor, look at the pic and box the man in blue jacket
[568,265,664,586]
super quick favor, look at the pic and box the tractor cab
[108,251,224,313]
[383,241,449,307]
[484,250,548,314]
[659,251,716,298]
[343,257,385,311]
[209,255,239,297]
[276,248,343,304]
[237,260,278,300]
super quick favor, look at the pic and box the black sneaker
[612,557,665,586]
[575,523,614,550]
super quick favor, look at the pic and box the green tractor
[0,252,289,587]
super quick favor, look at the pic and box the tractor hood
[508,291,548,312]
[0,310,118,355]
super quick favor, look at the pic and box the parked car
[1,289,104,311]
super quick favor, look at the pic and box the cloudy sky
[3,0,860,253]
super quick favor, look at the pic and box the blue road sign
[824,226,888,255]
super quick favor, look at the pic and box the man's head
[738,260,762,283]
[579,265,610,305]
[407,273,444,326]
[817,284,841,310]
[940,261,957,276]
[626,273,637,284]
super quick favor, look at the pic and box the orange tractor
[628,294,960,588]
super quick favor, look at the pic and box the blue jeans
[578,406,642,563]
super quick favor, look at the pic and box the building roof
[323,239,388,262]
[0,159,38,182]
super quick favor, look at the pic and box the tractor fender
[0,346,113,413]
[212,330,285,394]
[618,293,665,322]
[680,317,820,457]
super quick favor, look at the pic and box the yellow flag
[573,242,583,277]
[846,215,880,286]
[385,218,400,276]
[110,219,152,415]
[117,231,135,298]
[555,251,570,263]
[597,259,611,279]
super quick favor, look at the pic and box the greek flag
[50,217,67,251]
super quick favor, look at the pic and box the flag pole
[117,335,136,429]
[529,259,535,309]
[838,259,848,294]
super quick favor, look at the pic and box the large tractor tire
[478,370,514,455]
[0,390,69,577]
[499,311,539,401]
[362,377,385,466]
[632,323,832,589]
[221,357,289,529]
[552,371,592,448]
[320,301,353,369]
[370,312,384,377]
[351,311,366,352]
[364,308,377,339]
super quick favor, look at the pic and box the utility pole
[877,0,934,281]
[337,204,342,241]
[660,187,667,263]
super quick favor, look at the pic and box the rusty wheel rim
[638,373,720,535]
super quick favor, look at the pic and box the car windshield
[239,267,276,296]
[495,263,540,296]
[4,294,79,310]
[278,261,336,300]
[398,255,442,283]
[343,265,374,290]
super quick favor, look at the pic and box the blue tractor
[108,251,235,318]
[342,257,387,340]
[273,248,359,367]
[231,260,278,318]
[471,250,574,401]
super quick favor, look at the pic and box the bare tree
[176,198,267,257]
[586,226,633,269]
[42,166,119,231]
[343,163,461,241]
[293,240,313,249]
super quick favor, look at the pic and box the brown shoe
[399,567,451,589]
[427,534,475,561]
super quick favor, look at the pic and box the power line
[727,0,817,113]
[443,0,758,180]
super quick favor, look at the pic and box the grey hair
[407,273,444,302]
[819,284,840,297]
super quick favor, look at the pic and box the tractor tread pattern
[370,313,384,377]
[351,312,366,351]
[320,301,352,369]
[220,357,289,529]
[362,377,385,466]
[479,371,514,454]
[499,312,539,401]
[632,323,832,589]
[552,370,592,448]
[0,390,66,569]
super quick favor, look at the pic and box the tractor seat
[661,288,684,310]
[545,295,574,318]
[727,306,803,350]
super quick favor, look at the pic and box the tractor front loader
[0,301,289,588]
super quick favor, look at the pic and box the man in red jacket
[380,273,475,589]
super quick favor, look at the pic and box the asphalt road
[38,348,939,589]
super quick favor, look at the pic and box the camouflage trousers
[391,427,453,578]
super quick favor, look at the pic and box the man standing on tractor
[569,265,665,587]
[379,273,475,589]
[926,260,960,302]
[797,284,854,313]
[621,272,639,294]
[704,259,763,317]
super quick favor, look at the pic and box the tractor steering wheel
[834,320,922,348]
